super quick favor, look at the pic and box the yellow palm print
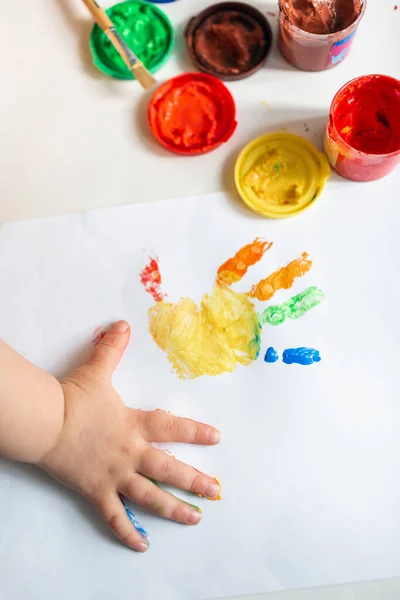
[140,239,322,379]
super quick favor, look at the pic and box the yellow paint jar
[234,132,330,218]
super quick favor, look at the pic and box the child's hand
[39,321,221,553]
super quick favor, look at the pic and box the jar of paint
[90,0,174,79]
[235,132,330,218]
[148,73,237,155]
[325,75,400,182]
[278,0,366,71]
[185,2,273,81]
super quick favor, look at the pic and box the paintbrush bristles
[133,64,157,90]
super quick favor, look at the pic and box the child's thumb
[88,321,130,377]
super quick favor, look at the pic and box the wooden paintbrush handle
[82,0,140,70]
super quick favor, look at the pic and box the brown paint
[185,2,273,81]
[278,0,366,71]
[280,0,362,34]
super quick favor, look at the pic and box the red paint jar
[325,75,400,182]
[148,73,237,155]
[278,0,366,71]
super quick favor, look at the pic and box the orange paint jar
[148,73,237,155]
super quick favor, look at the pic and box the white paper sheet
[1,189,400,600]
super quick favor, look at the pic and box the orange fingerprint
[249,252,312,301]
[216,238,273,286]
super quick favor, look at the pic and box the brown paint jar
[185,2,273,81]
[278,0,366,71]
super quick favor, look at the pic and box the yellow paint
[148,286,261,379]
[208,477,222,501]
[235,132,331,218]
[249,252,312,301]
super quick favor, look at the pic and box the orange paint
[156,82,218,147]
[208,476,222,501]
[249,252,312,301]
[148,73,237,155]
[216,238,273,286]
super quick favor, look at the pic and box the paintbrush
[82,0,156,90]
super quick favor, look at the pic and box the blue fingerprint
[264,347,279,363]
[282,347,321,365]
[120,496,149,538]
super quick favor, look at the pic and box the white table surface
[1,0,400,598]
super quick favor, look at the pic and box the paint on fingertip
[121,497,149,538]
[125,506,149,538]
[185,501,202,512]
[264,347,279,363]
[162,448,176,458]
[92,326,106,345]
[208,477,222,501]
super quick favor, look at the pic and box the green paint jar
[90,0,174,80]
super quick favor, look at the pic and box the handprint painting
[140,239,324,379]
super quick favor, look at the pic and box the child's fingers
[138,409,221,445]
[98,493,149,552]
[122,474,203,525]
[88,321,131,377]
[138,447,220,499]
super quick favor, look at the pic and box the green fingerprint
[259,286,324,326]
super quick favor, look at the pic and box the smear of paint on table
[216,238,273,286]
[259,286,324,326]
[140,258,165,302]
[264,347,279,363]
[249,252,312,301]
[282,347,321,365]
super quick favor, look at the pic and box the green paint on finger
[259,286,324,326]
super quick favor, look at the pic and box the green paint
[184,502,202,512]
[148,478,202,511]
[90,0,173,80]
[259,286,324,326]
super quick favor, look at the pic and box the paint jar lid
[235,132,331,218]
[185,2,273,81]
[148,73,237,155]
[89,0,174,80]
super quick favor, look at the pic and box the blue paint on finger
[282,347,321,365]
[120,496,149,538]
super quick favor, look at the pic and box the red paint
[395,5,398,9]
[148,73,236,155]
[140,258,165,302]
[325,75,400,182]
[92,326,106,345]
